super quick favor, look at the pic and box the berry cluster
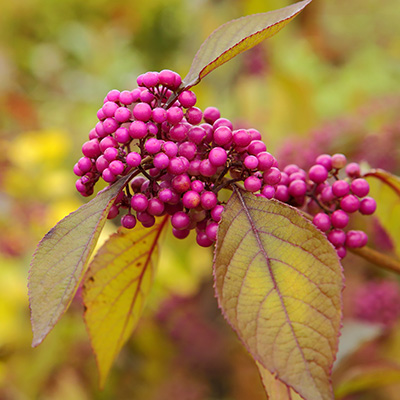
[74,70,282,247]
[275,154,376,258]
[74,70,377,256]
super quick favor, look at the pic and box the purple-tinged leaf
[182,0,312,89]
[28,175,131,347]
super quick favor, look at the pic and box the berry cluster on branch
[73,70,376,256]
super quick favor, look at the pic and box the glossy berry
[308,164,328,184]
[350,178,369,198]
[121,214,137,229]
[331,209,349,229]
[340,195,360,213]
[312,213,331,232]
[359,197,377,215]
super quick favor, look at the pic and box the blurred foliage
[0,0,399,398]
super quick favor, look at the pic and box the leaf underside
[213,189,343,400]
[83,217,168,387]
[28,176,130,347]
[182,0,312,88]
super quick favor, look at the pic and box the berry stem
[349,247,400,275]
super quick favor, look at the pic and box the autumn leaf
[365,169,400,257]
[28,175,131,347]
[213,189,343,400]
[83,217,168,387]
[182,0,312,89]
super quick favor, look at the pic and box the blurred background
[0,0,400,398]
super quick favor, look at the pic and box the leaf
[257,362,304,400]
[335,362,400,399]
[365,169,400,257]
[182,0,312,88]
[83,217,168,387]
[213,189,343,400]
[28,175,131,347]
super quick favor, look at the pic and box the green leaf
[182,0,312,89]
[365,169,400,257]
[213,189,343,400]
[83,217,168,387]
[28,176,131,347]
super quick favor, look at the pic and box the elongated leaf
[257,362,304,400]
[29,175,130,347]
[335,363,400,399]
[365,169,400,257]
[214,189,343,400]
[182,0,312,88]
[83,217,168,387]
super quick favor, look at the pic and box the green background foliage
[1,0,400,398]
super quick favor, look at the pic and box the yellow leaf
[214,189,343,400]
[366,169,400,257]
[183,0,312,88]
[29,176,130,347]
[83,217,168,387]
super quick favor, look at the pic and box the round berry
[169,123,189,142]
[312,213,331,232]
[315,154,333,171]
[121,214,137,229]
[199,159,217,177]
[213,126,233,146]
[142,71,159,88]
[171,173,191,193]
[179,142,197,161]
[187,126,207,144]
[99,136,118,153]
[137,212,156,228]
[163,141,178,158]
[196,231,214,247]
[209,147,228,167]
[257,152,275,171]
[126,152,141,167]
[350,178,370,198]
[129,120,148,139]
[102,168,116,183]
[168,157,189,175]
[244,176,262,192]
[331,210,349,229]
[103,118,119,134]
[186,107,203,125]
[331,153,347,169]
[288,179,307,197]
[201,191,218,210]
[171,211,191,230]
[106,89,120,102]
[345,162,361,178]
[244,155,258,170]
[131,194,148,212]
[340,195,360,213]
[107,205,119,219]
[203,107,220,124]
[178,90,197,108]
[274,185,289,202]
[167,106,184,125]
[206,222,218,242]
[153,153,170,170]
[119,90,134,105]
[308,164,328,184]
[78,157,93,173]
[115,127,130,144]
[211,205,224,222]
[133,102,152,122]
[147,198,165,216]
[261,185,275,199]
[332,180,350,198]
[233,129,252,148]
[172,228,190,239]
[247,140,267,156]
[263,167,281,185]
[345,230,368,248]
[109,160,125,175]
[359,197,377,215]
[328,229,346,248]
[182,191,201,209]
[82,139,101,158]
[95,155,109,173]
[145,138,162,154]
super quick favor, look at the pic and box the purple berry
[133,102,152,122]
[213,126,233,146]
[109,160,125,175]
[106,89,120,102]
[274,185,289,202]
[233,129,252,147]
[126,152,141,167]
[145,138,162,154]
[345,230,368,248]
[261,185,275,199]
[169,123,189,142]
[137,212,155,228]
[331,153,347,169]
[178,91,197,108]
[244,155,259,169]
[172,228,190,239]
[152,107,167,124]
[99,136,117,153]
[336,246,347,259]
[187,126,207,145]
[312,213,331,232]
[167,106,184,125]
[129,120,148,139]
[121,214,137,229]
[331,210,349,229]
[153,153,170,170]
[247,140,267,156]
[244,176,262,192]
[82,139,101,158]
[308,164,328,184]
[107,205,119,219]
[320,186,335,203]
[200,191,218,210]
[179,142,197,161]
[168,157,189,175]
[359,197,377,215]
[345,162,361,178]
[142,71,159,88]
[332,180,350,198]
[211,205,224,222]
[163,141,178,158]
[206,222,218,242]
[103,118,119,134]
[114,107,132,123]
[102,168,116,183]
[171,173,191,193]
[119,90,134,105]
[147,198,165,216]
[315,154,333,171]
[248,128,262,141]
[95,155,109,173]
[73,163,84,176]
[78,157,93,173]
[328,229,346,247]
[199,159,217,177]
[102,101,119,117]
[185,107,203,125]
[209,147,228,167]
[288,179,307,197]
[171,211,191,230]
[182,191,201,209]
[263,167,281,185]
[196,231,214,247]
[131,194,148,212]
[350,178,370,198]
[257,152,275,171]
[115,127,130,144]
[340,195,360,213]
[203,107,221,124]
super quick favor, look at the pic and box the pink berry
[95,155,109,172]
[163,141,178,158]
[345,162,361,178]
[188,126,207,144]
[109,160,125,175]
[182,191,201,209]
[340,195,360,213]
[172,228,190,239]
[315,154,333,171]
[332,180,350,198]
[153,153,170,170]
[263,167,281,185]
[106,89,120,102]
[171,173,191,193]
[332,153,347,169]
[350,178,370,198]
[359,197,377,215]
[288,179,307,197]
[257,152,275,171]
[147,198,165,216]
[205,222,218,242]
[244,176,262,192]
[199,159,217,177]
[121,214,137,229]
[196,231,214,247]
[114,107,132,123]
[169,123,189,142]
[82,139,101,158]
[152,107,167,124]
[308,164,328,184]
[209,147,228,167]
[244,155,259,170]
[345,230,368,248]
[312,213,331,232]
[247,140,267,156]
[167,106,184,125]
[178,91,197,108]
[115,127,130,144]
[203,107,221,124]
[201,191,218,210]
[213,126,233,146]
[129,120,148,139]
[119,90,134,105]
[102,168,116,183]
[133,102,152,122]
[328,229,346,247]
[186,107,203,125]
[331,210,349,229]
[103,118,119,134]
[171,211,191,230]
[126,152,141,167]
[131,194,148,212]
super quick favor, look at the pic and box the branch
[349,246,400,274]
